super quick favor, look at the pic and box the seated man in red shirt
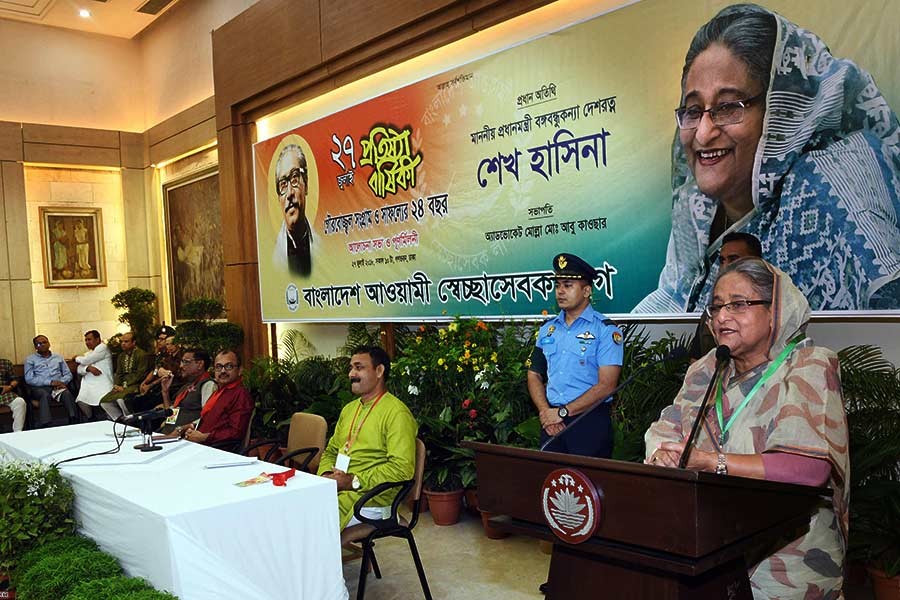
[180,350,252,446]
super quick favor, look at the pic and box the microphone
[540,345,690,452]
[678,345,730,469]
[117,407,174,427]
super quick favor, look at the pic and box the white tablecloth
[0,422,348,600]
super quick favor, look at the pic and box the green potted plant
[174,297,244,356]
[110,287,158,351]
[610,325,691,463]
[391,318,538,526]
[0,461,76,584]
[839,345,900,598]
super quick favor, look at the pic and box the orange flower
[541,309,549,316]
[476,321,488,331]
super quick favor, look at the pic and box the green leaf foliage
[16,548,121,600]
[0,462,76,575]
[173,298,243,357]
[63,576,155,600]
[12,535,97,586]
[110,287,157,350]
[838,345,900,576]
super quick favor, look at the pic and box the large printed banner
[254,0,900,322]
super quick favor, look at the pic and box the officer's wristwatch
[351,474,361,490]
[557,405,569,419]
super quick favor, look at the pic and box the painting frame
[39,206,107,288]
[163,167,225,323]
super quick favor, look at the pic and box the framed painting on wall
[39,207,106,288]
[163,168,225,322]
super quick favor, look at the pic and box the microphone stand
[678,345,731,469]
[540,347,688,452]
[134,417,162,452]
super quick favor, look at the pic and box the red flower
[468,409,478,419]
[462,398,471,409]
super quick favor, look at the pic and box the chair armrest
[277,447,319,472]
[243,438,281,458]
[209,439,242,453]
[351,478,415,529]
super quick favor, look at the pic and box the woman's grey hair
[682,3,777,98]
[716,257,775,302]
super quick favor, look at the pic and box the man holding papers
[317,346,418,529]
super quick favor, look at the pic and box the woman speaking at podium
[644,258,849,599]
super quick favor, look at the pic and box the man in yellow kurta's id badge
[335,452,350,472]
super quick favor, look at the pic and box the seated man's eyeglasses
[675,93,764,130]
[277,168,305,197]
[213,363,237,372]
[180,358,198,365]
[705,299,771,318]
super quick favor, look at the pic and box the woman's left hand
[647,441,715,471]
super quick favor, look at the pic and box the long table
[0,422,348,600]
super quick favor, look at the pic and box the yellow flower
[437,358,445,366]
[457,365,463,373]
[491,352,498,363]
[448,322,458,332]
[464,340,471,348]
[416,336,422,344]
[444,365,448,370]
[525,358,532,368]
[439,329,447,338]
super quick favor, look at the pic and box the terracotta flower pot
[869,567,900,600]
[480,510,509,539]
[464,488,480,516]
[424,488,464,526]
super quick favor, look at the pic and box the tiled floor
[342,510,876,599]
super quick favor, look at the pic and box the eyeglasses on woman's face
[705,299,771,318]
[675,93,764,130]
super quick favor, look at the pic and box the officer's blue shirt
[530,304,623,407]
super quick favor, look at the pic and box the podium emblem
[540,468,601,544]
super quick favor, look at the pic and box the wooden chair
[340,438,431,600]
[244,412,327,472]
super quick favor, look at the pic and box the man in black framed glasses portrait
[272,142,313,276]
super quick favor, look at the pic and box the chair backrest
[242,407,256,450]
[411,438,426,502]
[286,412,327,472]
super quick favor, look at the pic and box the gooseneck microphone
[678,345,730,469]
[117,408,174,452]
[540,345,689,452]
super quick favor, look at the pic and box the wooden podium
[465,442,829,600]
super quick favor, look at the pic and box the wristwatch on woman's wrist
[715,453,728,475]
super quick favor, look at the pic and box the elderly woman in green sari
[645,258,849,599]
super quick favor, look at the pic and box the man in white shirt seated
[74,330,114,421]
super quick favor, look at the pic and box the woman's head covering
[761,261,809,360]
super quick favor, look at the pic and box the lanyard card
[335,452,351,472]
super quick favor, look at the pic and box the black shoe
[539,582,549,595]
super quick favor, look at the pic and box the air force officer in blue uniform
[528,253,623,458]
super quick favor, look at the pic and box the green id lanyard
[714,335,803,446]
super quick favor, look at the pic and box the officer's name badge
[547,325,556,335]
[576,331,595,340]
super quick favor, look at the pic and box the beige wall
[0,20,144,132]
[138,0,257,128]
[0,0,254,133]
[24,167,128,359]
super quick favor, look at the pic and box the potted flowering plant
[392,317,536,526]
[0,460,76,589]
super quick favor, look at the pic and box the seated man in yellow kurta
[318,345,418,529]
